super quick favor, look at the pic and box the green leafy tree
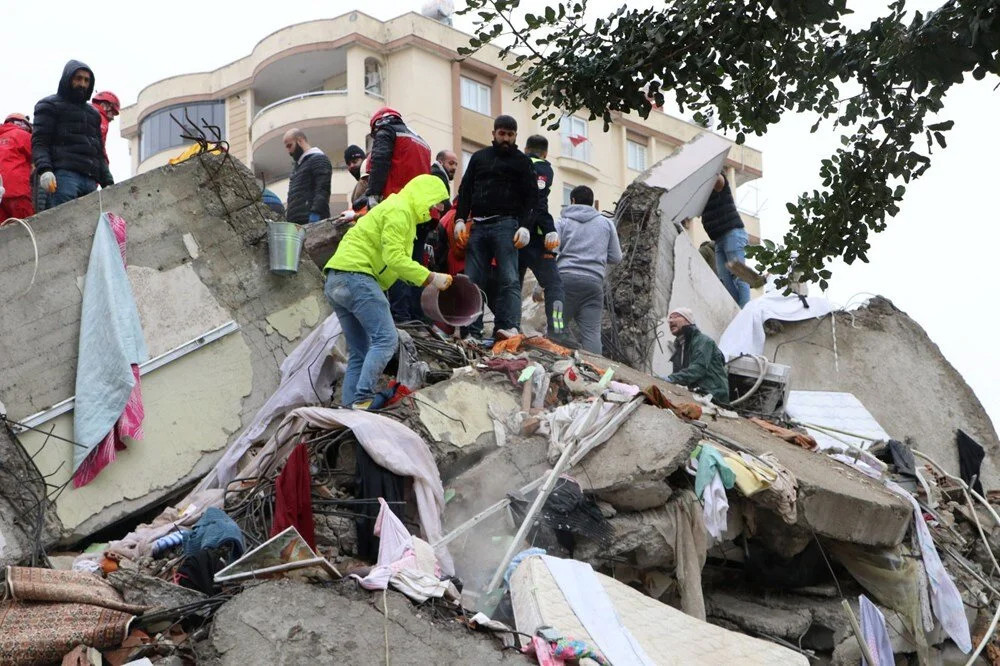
[458,0,1000,288]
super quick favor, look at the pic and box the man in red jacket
[0,113,35,220]
[91,91,120,165]
[357,107,430,209]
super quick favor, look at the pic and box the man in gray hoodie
[555,186,622,354]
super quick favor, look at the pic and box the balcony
[250,91,350,182]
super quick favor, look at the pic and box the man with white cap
[663,308,730,404]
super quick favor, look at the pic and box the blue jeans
[714,227,751,308]
[324,270,398,406]
[464,216,521,336]
[519,240,565,335]
[50,169,97,208]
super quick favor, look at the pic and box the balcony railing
[252,90,348,124]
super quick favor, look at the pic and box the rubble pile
[1,150,999,666]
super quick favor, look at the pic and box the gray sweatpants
[561,272,605,354]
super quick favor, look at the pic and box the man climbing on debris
[701,172,751,307]
[358,107,431,210]
[519,134,568,341]
[32,60,114,210]
[324,174,452,409]
[0,113,34,220]
[283,128,332,224]
[662,308,730,404]
[554,185,621,354]
[454,114,537,340]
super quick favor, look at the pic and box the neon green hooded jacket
[326,174,448,290]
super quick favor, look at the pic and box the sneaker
[350,399,373,410]
[726,260,766,289]
[494,328,520,340]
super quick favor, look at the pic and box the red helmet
[370,106,402,132]
[3,113,30,131]
[92,91,121,114]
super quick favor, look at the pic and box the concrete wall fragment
[0,154,330,543]
[765,297,1000,489]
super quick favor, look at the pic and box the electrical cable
[0,217,38,297]
[726,354,768,407]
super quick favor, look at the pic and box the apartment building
[119,10,762,241]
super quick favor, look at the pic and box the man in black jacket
[283,128,332,224]
[518,134,566,339]
[454,115,536,339]
[33,60,114,209]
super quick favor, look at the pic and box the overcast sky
[4,1,997,428]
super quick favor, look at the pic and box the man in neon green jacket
[325,174,453,408]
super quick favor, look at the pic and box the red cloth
[91,102,110,164]
[0,123,33,198]
[0,196,34,220]
[271,444,317,550]
[438,208,466,276]
[74,214,145,488]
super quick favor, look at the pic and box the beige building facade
[120,11,762,238]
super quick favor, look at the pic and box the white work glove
[513,226,530,249]
[453,219,469,250]
[428,272,453,290]
[336,209,357,223]
[544,231,560,250]
[40,171,57,194]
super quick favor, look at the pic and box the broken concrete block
[598,480,673,513]
[575,508,677,570]
[302,219,348,270]
[415,376,520,473]
[107,569,206,611]
[199,579,521,665]
[571,404,699,502]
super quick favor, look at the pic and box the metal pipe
[483,439,579,597]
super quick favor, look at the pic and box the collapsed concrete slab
[198,579,520,665]
[582,354,913,548]
[0,154,329,542]
[603,137,740,376]
[765,296,1000,489]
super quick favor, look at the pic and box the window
[460,76,491,115]
[364,58,383,97]
[560,116,590,162]
[627,139,647,171]
[462,150,475,171]
[139,101,225,162]
[562,183,576,207]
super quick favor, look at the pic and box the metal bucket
[267,221,306,276]
[420,273,482,326]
